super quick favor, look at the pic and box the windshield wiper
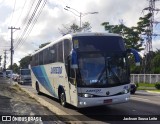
[97,67,106,83]
[109,67,121,83]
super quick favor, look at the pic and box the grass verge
[137,83,160,92]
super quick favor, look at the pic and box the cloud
[153,40,160,51]
[0,0,160,67]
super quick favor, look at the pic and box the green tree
[81,22,92,32]
[8,63,19,73]
[101,13,152,52]
[151,50,160,73]
[129,55,142,74]
[39,42,50,49]
[19,55,31,69]
[13,63,19,73]
[7,63,19,73]
[59,22,92,35]
[34,42,50,52]
[101,13,152,73]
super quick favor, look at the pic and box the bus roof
[32,32,121,56]
[72,32,120,37]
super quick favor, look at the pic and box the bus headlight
[79,101,87,105]
[78,93,93,98]
[121,89,129,94]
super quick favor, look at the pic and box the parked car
[6,70,12,78]
[12,73,19,81]
[0,72,4,77]
[130,83,137,94]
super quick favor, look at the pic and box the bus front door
[68,60,78,106]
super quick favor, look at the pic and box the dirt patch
[0,82,55,116]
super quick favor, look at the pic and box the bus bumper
[77,93,130,108]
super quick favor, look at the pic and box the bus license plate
[104,99,112,104]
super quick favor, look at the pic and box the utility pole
[142,0,160,73]
[0,55,1,64]
[8,26,20,70]
[0,55,2,67]
[3,50,7,71]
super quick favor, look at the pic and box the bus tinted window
[51,44,57,63]
[39,51,43,65]
[73,36,125,52]
[57,42,63,62]
[43,48,49,64]
[35,54,39,66]
[64,39,72,62]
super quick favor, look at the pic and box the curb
[18,85,82,123]
[20,87,68,115]
[146,90,160,94]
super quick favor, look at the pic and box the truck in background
[18,69,31,85]
[6,70,12,78]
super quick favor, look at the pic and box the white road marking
[131,96,150,102]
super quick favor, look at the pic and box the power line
[14,0,36,47]
[14,0,43,49]
[18,0,47,49]
[14,0,28,26]
[14,0,47,50]
[9,0,17,26]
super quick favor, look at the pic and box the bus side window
[64,39,72,63]
[30,56,34,66]
[68,57,76,85]
[43,48,49,64]
[39,51,43,65]
[35,54,39,66]
[49,45,57,63]
[57,42,63,62]
[64,39,72,76]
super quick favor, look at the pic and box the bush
[135,83,139,88]
[155,82,160,90]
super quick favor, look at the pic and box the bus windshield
[77,52,129,88]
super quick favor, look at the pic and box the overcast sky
[0,0,160,68]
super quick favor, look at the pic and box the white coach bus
[30,32,140,108]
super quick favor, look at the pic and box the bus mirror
[127,48,140,66]
[71,49,78,69]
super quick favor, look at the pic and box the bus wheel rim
[61,93,65,105]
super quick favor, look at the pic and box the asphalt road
[19,82,160,124]
[131,91,160,105]
[0,78,64,124]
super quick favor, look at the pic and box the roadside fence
[130,74,160,84]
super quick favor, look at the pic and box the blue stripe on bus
[31,66,57,97]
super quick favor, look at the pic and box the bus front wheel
[60,92,66,107]
[36,82,41,95]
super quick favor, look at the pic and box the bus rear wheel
[60,92,66,107]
